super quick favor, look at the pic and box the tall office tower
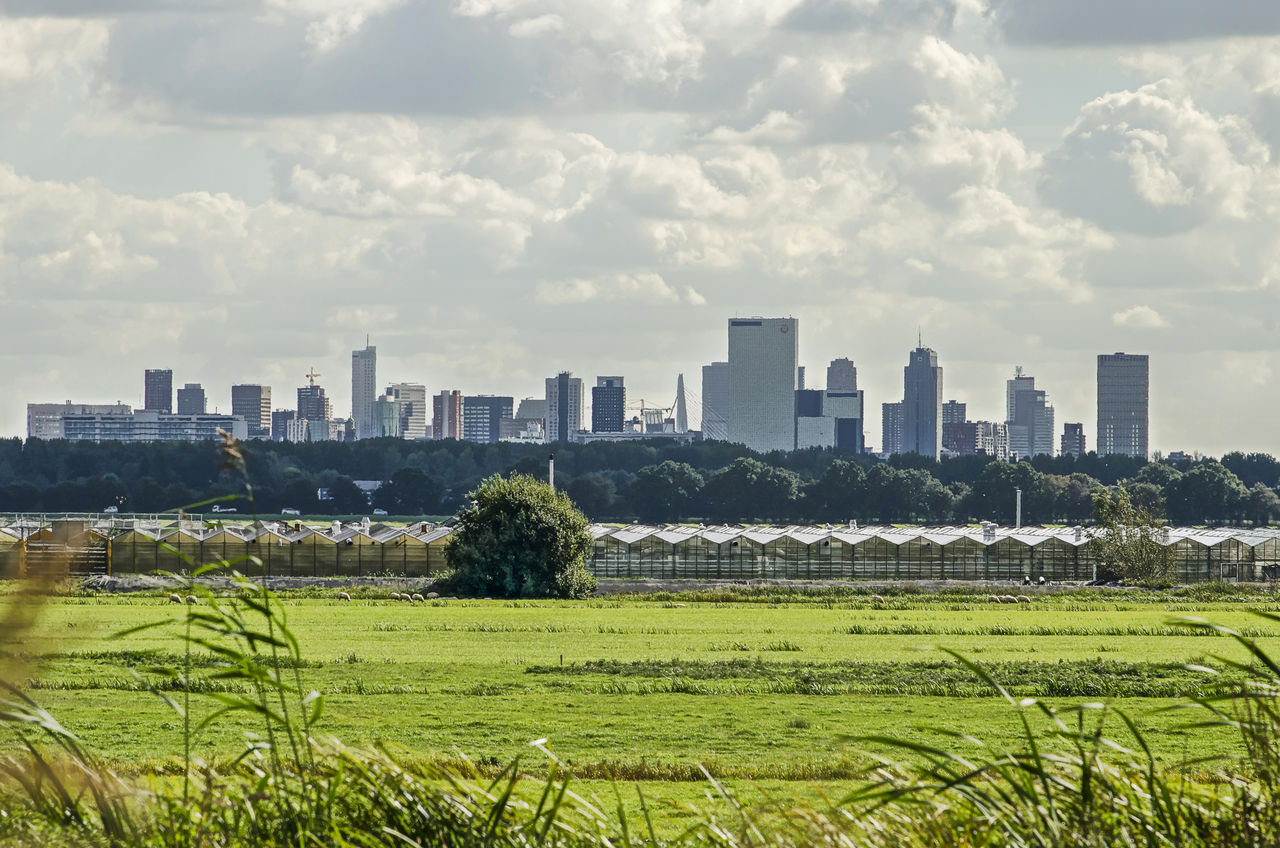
[389,383,427,440]
[592,377,626,433]
[144,369,173,413]
[351,343,377,439]
[940,400,967,453]
[231,385,272,439]
[271,409,297,442]
[1005,367,1055,459]
[1061,422,1086,458]
[432,390,463,440]
[373,390,404,438]
[462,395,514,443]
[545,372,584,444]
[881,401,904,455]
[701,362,729,440]
[827,358,858,392]
[902,345,943,459]
[1097,352,1149,458]
[297,383,331,423]
[727,317,798,453]
[175,384,206,415]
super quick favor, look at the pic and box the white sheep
[411,593,425,603]
[186,594,199,605]
[338,592,351,601]
[426,592,440,599]
[871,594,885,605]
[168,593,182,604]
[390,592,402,601]
[1000,595,1017,604]
[1017,595,1031,604]
[987,595,999,603]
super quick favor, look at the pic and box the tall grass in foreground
[5,580,1280,846]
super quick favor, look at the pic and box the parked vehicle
[372,509,388,516]
[281,508,301,516]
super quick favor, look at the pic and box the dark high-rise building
[176,383,206,415]
[592,377,626,433]
[462,395,514,443]
[1061,422,1086,458]
[881,401,903,455]
[795,389,823,418]
[902,346,942,459]
[941,400,967,454]
[271,409,297,442]
[1097,353,1149,458]
[1005,368,1055,458]
[144,369,173,413]
[297,384,331,423]
[232,385,272,439]
[701,362,728,440]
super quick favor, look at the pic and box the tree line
[0,437,1275,526]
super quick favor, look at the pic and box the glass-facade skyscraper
[1097,352,1149,458]
[727,318,797,453]
[902,346,942,459]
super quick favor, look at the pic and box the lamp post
[548,453,555,491]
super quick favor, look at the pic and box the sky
[2,0,1279,456]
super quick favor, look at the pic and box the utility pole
[548,453,555,491]
[1015,488,1023,529]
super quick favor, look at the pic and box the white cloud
[1112,305,1170,329]
[0,17,108,98]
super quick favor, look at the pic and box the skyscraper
[373,390,404,438]
[1061,422,1086,458]
[231,385,272,438]
[433,390,463,440]
[727,317,798,453]
[351,342,377,440]
[902,345,942,459]
[463,396,514,443]
[1005,367,1055,459]
[389,383,427,440]
[144,369,173,413]
[297,382,331,423]
[701,362,728,440]
[881,402,903,455]
[176,383,206,415]
[826,358,858,392]
[545,372,583,444]
[1097,353,1149,458]
[941,400,967,454]
[592,377,626,433]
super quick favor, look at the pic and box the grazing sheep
[401,593,412,602]
[426,592,440,599]
[390,592,402,601]
[338,592,351,601]
[988,595,1000,603]
[411,593,425,603]
[871,595,885,605]
[1000,595,1017,604]
[168,593,182,604]
[186,595,199,605]
[1017,595,1031,604]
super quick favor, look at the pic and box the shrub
[445,474,597,599]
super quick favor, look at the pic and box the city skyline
[21,325,1164,459]
[2,6,1278,457]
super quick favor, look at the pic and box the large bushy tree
[446,474,595,599]
[1089,488,1174,585]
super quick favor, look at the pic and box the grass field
[5,585,1279,834]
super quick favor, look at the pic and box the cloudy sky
[2,0,1278,456]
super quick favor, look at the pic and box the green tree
[1089,488,1174,585]
[623,461,704,523]
[802,460,866,522]
[702,458,801,523]
[565,474,617,520]
[1166,461,1248,525]
[1246,483,1280,527]
[327,476,370,515]
[446,474,596,599]
[373,468,443,515]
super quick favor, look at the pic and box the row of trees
[0,436,1276,526]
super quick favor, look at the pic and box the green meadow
[9,587,1275,816]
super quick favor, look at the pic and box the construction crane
[305,368,321,387]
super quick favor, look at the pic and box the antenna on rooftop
[917,326,922,347]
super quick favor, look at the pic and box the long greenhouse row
[1,517,1278,583]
